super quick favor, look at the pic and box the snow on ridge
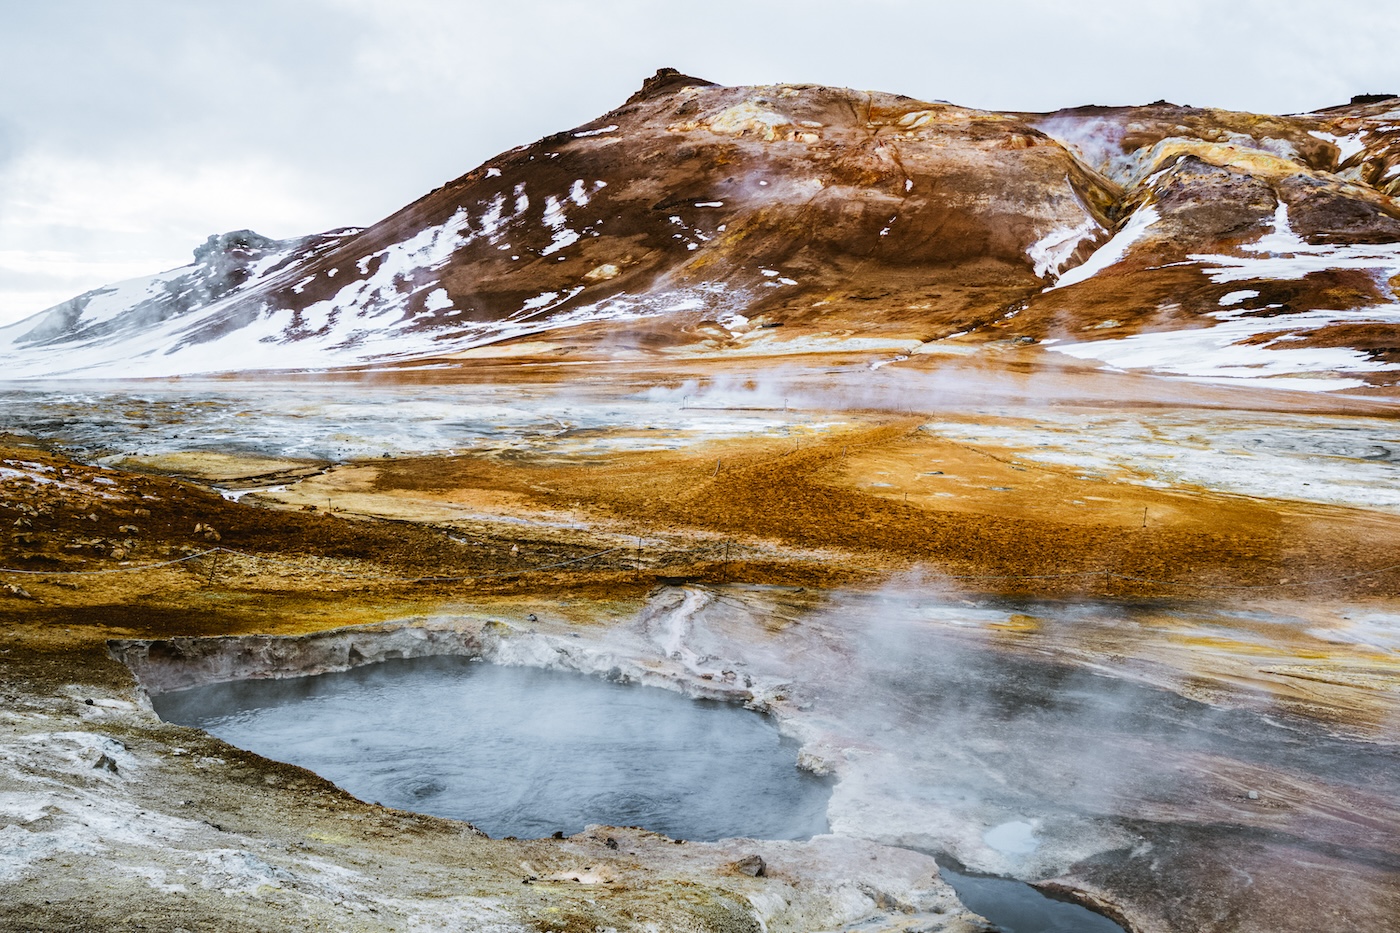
[0,236,313,353]
[1047,205,1160,290]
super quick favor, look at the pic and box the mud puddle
[939,865,1124,933]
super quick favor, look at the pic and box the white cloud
[0,151,330,324]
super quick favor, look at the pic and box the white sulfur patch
[572,124,618,138]
[485,167,502,178]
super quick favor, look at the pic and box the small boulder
[733,854,766,877]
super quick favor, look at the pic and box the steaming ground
[2,351,1399,932]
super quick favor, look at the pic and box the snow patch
[1220,290,1260,306]
[1052,302,1400,390]
[423,288,453,312]
[1190,201,1400,284]
[1027,217,1103,281]
[540,196,579,256]
[1048,205,1160,290]
[568,179,590,208]
[1309,130,1368,164]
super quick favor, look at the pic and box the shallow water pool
[152,656,832,841]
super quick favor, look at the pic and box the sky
[1,0,1397,326]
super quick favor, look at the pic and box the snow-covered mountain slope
[2,72,1398,390]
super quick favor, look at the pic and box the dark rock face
[192,230,286,301]
[626,67,718,104]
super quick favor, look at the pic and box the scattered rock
[733,854,766,877]
[93,753,119,774]
[1,583,33,599]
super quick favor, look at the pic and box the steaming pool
[152,656,832,841]
[151,653,1128,933]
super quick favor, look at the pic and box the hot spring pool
[152,655,832,841]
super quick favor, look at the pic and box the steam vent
[2,70,1399,933]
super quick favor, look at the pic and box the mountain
[1,70,1397,389]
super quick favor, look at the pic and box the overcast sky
[1,0,1396,326]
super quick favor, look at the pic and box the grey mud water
[152,656,833,842]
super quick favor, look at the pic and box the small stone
[733,854,766,877]
[93,754,119,774]
[605,837,618,850]
[1247,790,1259,800]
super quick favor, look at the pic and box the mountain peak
[625,67,716,104]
